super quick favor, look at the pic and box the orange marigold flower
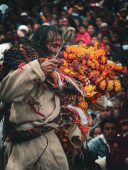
[87,60,92,67]
[78,96,83,102]
[79,124,89,140]
[102,71,107,78]
[91,63,95,69]
[100,80,106,90]
[107,80,114,92]
[78,101,88,110]
[114,80,121,92]
[99,65,105,71]
[82,59,86,65]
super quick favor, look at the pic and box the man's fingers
[50,59,58,64]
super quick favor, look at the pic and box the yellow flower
[114,80,121,92]
[107,80,114,92]
[84,85,97,97]
[78,101,88,110]
[100,80,106,90]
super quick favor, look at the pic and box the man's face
[119,88,127,100]
[46,34,62,55]
[102,123,117,141]
[91,114,97,127]
[113,104,121,116]
[121,124,128,136]
[96,18,102,27]
[100,107,113,119]
[111,143,128,167]
[5,31,13,39]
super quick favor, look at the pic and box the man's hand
[41,59,58,75]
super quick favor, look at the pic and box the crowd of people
[0,0,128,170]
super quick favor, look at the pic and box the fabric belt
[13,123,34,130]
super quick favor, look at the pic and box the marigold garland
[46,42,127,152]
[56,42,127,105]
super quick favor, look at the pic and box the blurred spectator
[111,33,121,52]
[101,34,111,45]
[88,117,118,158]
[62,18,70,27]
[124,71,128,88]
[60,25,67,31]
[18,25,29,37]
[98,23,112,41]
[120,8,127,22]
[106,43,116,61]
[20,12,33,27]
[97,101,116,123]
[85,11,92,21]
[30,7,43,25]
[58,18,64,26]
[76,24,91,46]
[82,17,90,28]
[41,5,49,22]
[45,12,52,24]
[118,85,127,109]
[74,18,80,29]
[120,121,128,136]
[116,39,128,68]
[98,8,111,24]
[87,109,98,127]
[110,97,121,117]
[95,16,103,34]
[1,29,13,44]
[95,136,128,170]
[93,125,102,138]
[90,36,99,46]
[117,110,128,124]
[111,20,119,34]
[60,10,68,19]
[87,24,95,37]
[4,17,12,29]
[88,124,102,143]
[118,20,128,44]
[113,73,122,81]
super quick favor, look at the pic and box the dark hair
[79,24,86,29]
[113,136,128,153]
[117,110,128,122]
[91,35,99,39]
[4,29,13,36]
[100,117,119,131]
[119,20,126,26]
[101,34,111,41]
[3,25,62,75]
[123,100,128,111]
[95,16,102,21]
[120,120,128,128]
[92,124,101,134]
[29,25,62,55]
[114,73,121,78]
[41,5,48,10]
[121,84,127,92]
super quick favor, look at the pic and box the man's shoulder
[88,135,103,145]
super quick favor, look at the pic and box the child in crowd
[93,125,102,138]
[76,24,91,46]
[90,36,99,46]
